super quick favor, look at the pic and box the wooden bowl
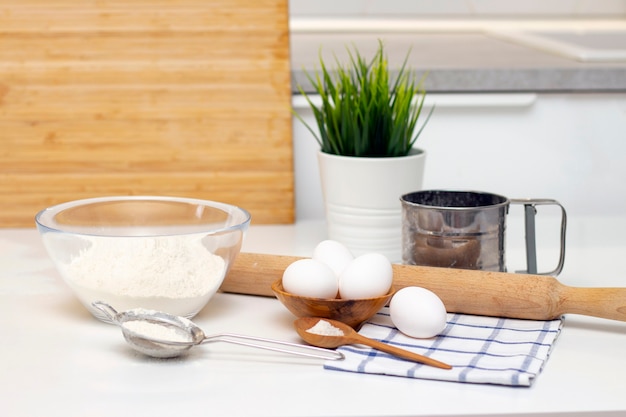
[271,280,395,329]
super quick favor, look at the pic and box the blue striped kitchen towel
[325,307,563,386]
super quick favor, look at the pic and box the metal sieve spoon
[93,301,344,360]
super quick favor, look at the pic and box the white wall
[292,93,626,221]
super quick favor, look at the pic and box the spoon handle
[204,333,345,361]
[350,334,452,370]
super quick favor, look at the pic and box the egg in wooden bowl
[271,279,395,329]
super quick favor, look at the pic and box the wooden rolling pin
[221,252,626,322]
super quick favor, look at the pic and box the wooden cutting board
[0,0,294,227]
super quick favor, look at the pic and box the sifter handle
[510,198,567,276]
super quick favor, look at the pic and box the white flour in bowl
[51,234,226,317]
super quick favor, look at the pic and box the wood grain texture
[0,0,294,227]
[224,252,626,322]
[271,280,394,329]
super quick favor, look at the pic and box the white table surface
[2,217,626,417]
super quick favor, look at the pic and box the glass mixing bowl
[35,196,251,322]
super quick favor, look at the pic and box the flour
[55,235,226,311]
[306,320,344,336]
[122,319,193,343]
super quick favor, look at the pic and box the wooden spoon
[294,317,452,370]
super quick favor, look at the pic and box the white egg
[312,240,354,277]
[389,287,447,339]
[338,253,392,299]
[282,259,338,299]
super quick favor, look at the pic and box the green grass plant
[295,41,433,157]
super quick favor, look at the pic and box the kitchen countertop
[2,217,626,417]
[290,19,626,93]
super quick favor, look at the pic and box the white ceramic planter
[317,148,426,262]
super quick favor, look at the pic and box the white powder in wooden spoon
[306,320,345,336]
